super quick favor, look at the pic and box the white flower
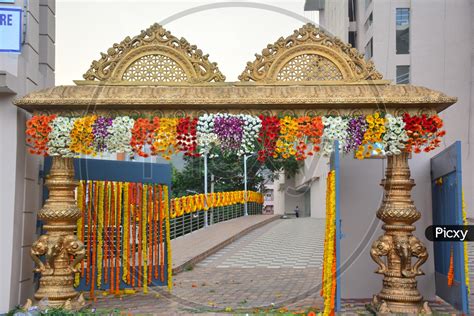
[48,117,76,157]
[321,116,349,156]
[383,114,408,156]
[105,116,135,153]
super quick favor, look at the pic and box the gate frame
[430,141,469,314]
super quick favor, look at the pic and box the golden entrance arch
[15,23,456,314]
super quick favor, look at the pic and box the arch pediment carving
[239,23,383,82]
[82,23,225,84]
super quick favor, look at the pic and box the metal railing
[169,202,262,240]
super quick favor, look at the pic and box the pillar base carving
[370,153,431,314]
[29,157,85,308]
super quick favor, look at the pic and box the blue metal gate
[431,141,469,314]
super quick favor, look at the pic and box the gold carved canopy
[15,23,456,115]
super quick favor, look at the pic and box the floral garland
[153,118,179,160]
[383,114,408,156]
[130,118,155,158]
[176,117,199,157]
[321,170,336,315]
[355,113,385,159]
[321,116,349,156]
[70,115,97,155]
[403,113,445,153]
[462,190,470,294]
[214,113,244,153]
[238,114,261,155]
[296,116,324,160]
[344,116,367,154]
[257,115,281,162]
[26,113,446,161]
[48,116,76,157]
[26,114,56,155]
[105,116,135,154]
[164,185,173,291]
[275,116,299,159]
[169,190,264,219]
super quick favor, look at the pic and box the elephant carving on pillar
[370,235,392,274]
[31,234,85,275]
[409,235,428,276]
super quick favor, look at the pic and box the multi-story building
[301,0,473,301]
[0,0,55,312]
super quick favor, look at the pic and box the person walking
[295,205,299,218]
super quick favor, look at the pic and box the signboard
[0,7,22,53]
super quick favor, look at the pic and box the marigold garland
[462,190,470,293]
[97,181,104,288]
[321,170,336,316]
[164,185,172,291]
[275,116,299,159]
[70,115,97,155]
[74,180,84,287]
[153,118,179,160]
[142,184,148,294]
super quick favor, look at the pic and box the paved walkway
[171,215,278,273]
[93,218,326,314]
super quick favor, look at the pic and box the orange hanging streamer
[90,181,99,298]
[104,181,109,285]
[109,182,115,294]
[80,181,86,277]
[137,183,142,288]
[159,185,165,282]
[115,182,122,294]
[148,185,153,284]
[131,183,136,287]
[448,244,454,287]
[86,181,92,285]
[154,185,159,280]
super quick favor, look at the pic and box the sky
[55,0,318,85]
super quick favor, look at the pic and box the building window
[365,38,373,60]
[396,65,410,84]
[349,0,356,22]
[396,8,410,54]
[349,31,357,48]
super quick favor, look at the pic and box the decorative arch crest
[82,23,226,83]
[238,23,383,82]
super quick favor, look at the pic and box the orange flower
[25,115,56,156]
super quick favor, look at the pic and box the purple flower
[344,116,367,153]
[213,115,244,152]
[92,116,113,151]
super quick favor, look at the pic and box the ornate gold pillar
[30,157,85,308]
[370,152,431,314]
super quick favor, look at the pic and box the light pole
[203,154,209,227]
[243,153,255,216]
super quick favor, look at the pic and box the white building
[0,0,55,312]
[298,0,473,300]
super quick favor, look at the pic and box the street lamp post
[203,154,209,227]
[243,153,255,216]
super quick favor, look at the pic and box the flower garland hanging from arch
[26,113,446,161]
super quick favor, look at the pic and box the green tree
[171,152,302,198]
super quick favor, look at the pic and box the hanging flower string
[257,115,281,162]
[176,117,199,157]
[26,113,446,160]
[75,180,170,295]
